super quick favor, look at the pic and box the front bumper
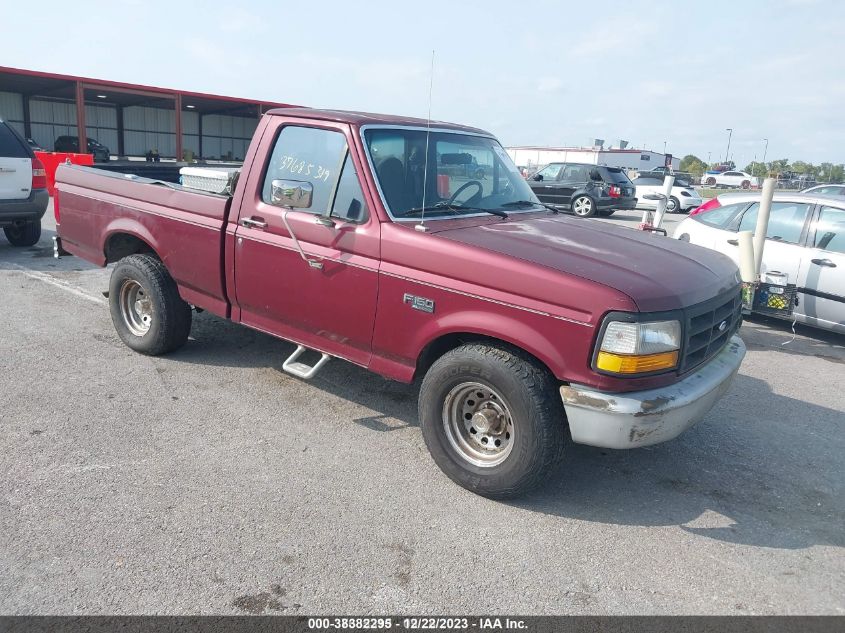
[560,335,746,449]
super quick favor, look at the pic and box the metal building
[0,66,295,161]
[507,145,680,173]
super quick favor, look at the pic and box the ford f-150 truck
[54,108,746,498]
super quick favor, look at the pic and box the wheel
[741,180,750,189]
[109,254,192,355]
[706,177,716,186]
[4,221,41,247]
[419,343,565,499]
[666,196,680,213]
[571,195,596,217]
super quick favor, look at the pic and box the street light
[762,138,769,167]
[724,128,732,164]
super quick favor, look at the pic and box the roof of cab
[264,107,492,136]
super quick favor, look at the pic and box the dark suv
[54,136,111,162]
[528,162,637,217]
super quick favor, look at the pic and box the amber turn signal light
[595,350,679,374]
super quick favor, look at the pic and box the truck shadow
[177,314,843,552]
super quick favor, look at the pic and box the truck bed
[55,164,233,317]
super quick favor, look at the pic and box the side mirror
[270,179,313,209]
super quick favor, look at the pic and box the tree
[744,161,768,178]
[768,159,790,175]
[679,154,707,177]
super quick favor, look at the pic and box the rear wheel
[109,254,192,355]
[741,180,750,189]
[666,196,680,213]
[706,176,716,186]
[572,195,596,218]
[419,343,565,498]
[4,221,41,247]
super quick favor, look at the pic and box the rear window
[0,122,29,158]
[599,167,632,184]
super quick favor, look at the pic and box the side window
[536,164,561,181]
[330,153,368,223]
[813,206,845,254]
[738,202,811,243]
[697,202,746,228]
[262,126,347,214]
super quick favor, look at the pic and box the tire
[706,177,716,186]
[741,180,750,189]
[571,195,596,218]
[4,221,41,247]
[419,343,565,499]
[666,196,680,213]
[108,254,192,356]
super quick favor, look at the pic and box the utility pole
[725,128,733,164]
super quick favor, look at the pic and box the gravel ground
[0,205,843,615]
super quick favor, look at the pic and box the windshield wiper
[403,202,508,219]
[501,200,559,213]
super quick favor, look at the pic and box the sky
[2,0,843,166]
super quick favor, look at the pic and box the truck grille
[680,287,742,372]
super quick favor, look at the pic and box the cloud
[536,77,563,93]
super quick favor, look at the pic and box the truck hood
[435,215,740,312]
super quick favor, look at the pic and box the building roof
[0,66,296,116]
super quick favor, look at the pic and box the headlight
[596,320,681,374]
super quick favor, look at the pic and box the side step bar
[282,345,331,380]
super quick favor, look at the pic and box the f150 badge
[403,293,435,313]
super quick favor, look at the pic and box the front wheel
[571,195,596,217]
[4,221,41,247]
[419,343,565,498]
[741,180,750,189]
[109,254,192,355]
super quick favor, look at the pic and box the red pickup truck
[54,108,746,498]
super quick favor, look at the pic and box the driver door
[529,163,564,206]
[232,119,381,366]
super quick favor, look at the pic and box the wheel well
[104,233,156,264]
[415,332,553,382]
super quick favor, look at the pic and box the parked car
[674,192,845,333]
[0,118,49,246]
[55,108,745,498]
[701,170,756,189]
[527,162,637,217]
[689,191,751,217]
[633,177,702,213]
[801,184,845,197]
[54,135,111,162]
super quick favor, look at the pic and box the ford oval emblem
[718,320,728,332]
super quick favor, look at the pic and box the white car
[633,176,702,213]
[801,184,845,198]
[673,192,845,333]
[701,171,757,189]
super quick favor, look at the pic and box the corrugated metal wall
[30,99,78,150]
[85,103,118,151]
[0,90,258,159]
[0,91,25,136]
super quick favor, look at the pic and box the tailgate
[0,157,31,200]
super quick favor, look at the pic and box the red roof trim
[0,65,298,108]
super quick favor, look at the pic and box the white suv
[0,119,48,246]
[702,170,757,189]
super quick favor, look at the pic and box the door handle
[240,217,268,229]
[811,258,837,268]
[727,239,739,245]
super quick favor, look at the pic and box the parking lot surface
[1,206,843,615]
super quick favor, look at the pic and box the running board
[282,345,331,380]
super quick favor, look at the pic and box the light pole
[707,151,711,165]
[762,138,769,168]
[724,128,732,164]
[663,141,667,154]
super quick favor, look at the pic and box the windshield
[365,128,540,219]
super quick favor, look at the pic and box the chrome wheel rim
[667,199,677,211]
[573,197,592,216]
[442,382,514,467]
[119,279,153,336]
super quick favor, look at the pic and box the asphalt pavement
[1,204,843,615]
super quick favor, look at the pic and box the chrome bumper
[560,335,746,449]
